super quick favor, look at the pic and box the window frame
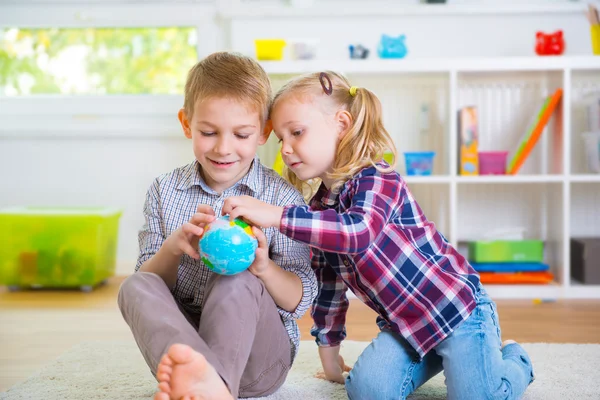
[0,1,221,139]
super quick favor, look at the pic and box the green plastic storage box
[0,207,122,291]
[468,240,544,263]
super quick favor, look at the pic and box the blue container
[404,151,435,176]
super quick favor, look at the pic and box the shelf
[456,175,564,184]
[484,283,562,300]
[404,176,450,184]
[260,57,600,75]
[569,175,600,183]
[221,2,586,18]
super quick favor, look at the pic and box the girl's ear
[259,119,273,145]
[336,110,353,139]
[178,109,192,139]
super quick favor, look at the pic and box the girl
[222,71,534,400]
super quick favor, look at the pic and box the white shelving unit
[260,56,600,299]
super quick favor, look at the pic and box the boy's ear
[178,108,192,139]
[259,119,273,145]
[336,110,353,139]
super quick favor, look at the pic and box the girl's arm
[281,172,401,254]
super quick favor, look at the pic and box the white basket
[582,131,600,173]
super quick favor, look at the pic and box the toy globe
[199,216,258,275]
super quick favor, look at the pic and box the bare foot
[154,344,233,400]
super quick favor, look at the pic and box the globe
[199,216,258,275]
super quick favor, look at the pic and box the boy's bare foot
[154,344,233,400]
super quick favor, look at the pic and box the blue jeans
[345,286,534,400]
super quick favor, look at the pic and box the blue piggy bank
[377,34,408,59]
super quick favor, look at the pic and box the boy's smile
[179,96,269,194]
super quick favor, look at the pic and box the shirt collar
[177,156,262,195]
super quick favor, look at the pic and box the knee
[210,270,264,296]
[346,365,398,400]
[117,272,161,311]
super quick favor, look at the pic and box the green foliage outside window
[0,27,198,95]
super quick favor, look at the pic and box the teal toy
[199,216,258,275]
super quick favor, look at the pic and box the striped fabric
[280,164,480,358]
[136,156,317,360]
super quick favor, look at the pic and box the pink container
[478,151,508,175]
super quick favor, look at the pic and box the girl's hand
[247,227,271,277]
[315,354,352,384]
[222,195,284,229]
[165,205,216,259]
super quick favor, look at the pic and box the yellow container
[0,207,122,291]
[591,25,600,55]
[255,39,286,61]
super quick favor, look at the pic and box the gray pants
[117,271,292,398]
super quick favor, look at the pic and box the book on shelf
[508,88,563,175]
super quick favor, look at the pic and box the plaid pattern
[136,156,317,360]
[280,164,480,358]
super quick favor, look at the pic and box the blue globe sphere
[199,216,258,275]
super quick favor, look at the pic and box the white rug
[1,341,600,400]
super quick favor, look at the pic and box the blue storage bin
[404,151,435,176]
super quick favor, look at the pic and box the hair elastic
[319,72,333,95]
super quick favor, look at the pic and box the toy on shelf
[404,151,435,176]
[349,44,369,59]
[478,151,508,175]
[457,106,479,175]
[377,34,407,59]
[199,216,258,276]
[254,39,286,61]
[535,30,565,56]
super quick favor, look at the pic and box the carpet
[2,341,599,400]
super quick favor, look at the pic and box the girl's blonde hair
[271,71,397,197]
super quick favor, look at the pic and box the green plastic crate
[468,240,544,263]
[0,207,122,290]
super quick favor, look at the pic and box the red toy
[535,30,565,56]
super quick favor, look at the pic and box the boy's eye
[200,131,216,136]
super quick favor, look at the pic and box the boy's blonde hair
[183,52,272,125]
[272,71,397,196]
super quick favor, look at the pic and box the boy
[118,52,317,400]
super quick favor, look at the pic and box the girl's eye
[200,131,216,136]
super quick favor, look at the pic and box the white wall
[1,1,597,276]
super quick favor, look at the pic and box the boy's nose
[214,137,232,155]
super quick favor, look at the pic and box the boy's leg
[199,270,292,399]
[345,330,443,400]
[117,272,225,376]
[434,287,535,400]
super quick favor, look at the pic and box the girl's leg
[345,330,443,400]
[435,287,534,400]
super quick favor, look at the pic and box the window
[0,27,198,96]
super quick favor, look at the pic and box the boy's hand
[222,196,284,229]
[247,227,271,277]
[165,205,215,260]
[315,354,352,384]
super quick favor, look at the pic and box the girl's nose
[280,140,293,155]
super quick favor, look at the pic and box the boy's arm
[134,179,177,287]
[281,172,402,254]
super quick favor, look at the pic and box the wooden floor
[1,276,600,392]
